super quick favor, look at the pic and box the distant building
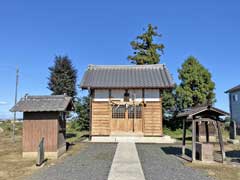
[226,85,240,126]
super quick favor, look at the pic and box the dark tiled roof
[80,64,174,89]
[225,84,240,93]
[10,95,73,112]
[176,106,229,118]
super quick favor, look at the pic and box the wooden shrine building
[11,95,74,159]
[177,106,229,162]
[80,64,174,137]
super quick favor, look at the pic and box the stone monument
[228,120,239,144]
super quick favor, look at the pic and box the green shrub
[164,126,191,140]
[71,96,90,131]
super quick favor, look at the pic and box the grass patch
[0,121,37,180]
[164,127,191,141]
[66,122,89,143]
[0,121,89,180]
[66,129,89,143]
[187,163,240,180]
[164,126,231,142]
[0,120,22,137]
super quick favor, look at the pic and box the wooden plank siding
[91,100,163,136]
[23,112,59,152]
[143,101,163,136]
[91,102,111,135]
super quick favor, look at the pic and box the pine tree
[48,56,77,97]
[128,24,176,120]
[176,56,216,109]
[128,24,164,64]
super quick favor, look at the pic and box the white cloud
[0,101,7,105]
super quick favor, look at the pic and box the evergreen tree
[72,96,90,131]
[128,24,175,120]
[162,89,176,118]
[176,56,216,109]
[48,56,77,97]
[161,89,183,130]
[128,24,164,64]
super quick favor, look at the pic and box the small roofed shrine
[176,106,229,162]
[10,94,74,159]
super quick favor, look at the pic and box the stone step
[91,135,176,143]
[110,132,144,137]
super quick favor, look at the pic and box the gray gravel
[136,144,214,180]
[27,143,117,180]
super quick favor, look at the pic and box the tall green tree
[71,96,90,131]
[162,89,182,130]
[48,56,77,97]
[128,24,175,121]
[128,24,164,64]
[176,56,216,109]
[162,89,176,118]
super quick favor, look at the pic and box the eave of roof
[176,106,229,118]
[80,64,175,89]
[225,84,240,93]
[10,95,74,112]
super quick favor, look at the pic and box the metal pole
[13,67,19,143]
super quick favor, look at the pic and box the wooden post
[182,119,186,156]
[63,112,66,137]
[192,120,196,161]
[133,94,136,133]
[196,121,199,142]
[142,89,145,133]
[217,121,225,162]
[109,89,112,134]
[205,121,209,143]
[89,88,93,140]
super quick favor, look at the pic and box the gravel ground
[27,143,117,180]
[136,144,214,180]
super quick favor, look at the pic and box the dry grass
[0,121,88,180]
[184,141,240,180]
[0,133,37,180]
[187,163,240,180]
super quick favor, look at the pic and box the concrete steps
[91,135,176,143]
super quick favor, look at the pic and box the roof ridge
[21,95,71,101]
[88,64,165,70]
[10,94,73,112]
[26,95,68,97]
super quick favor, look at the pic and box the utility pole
[13,67,19,143]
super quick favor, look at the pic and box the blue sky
[0,0,239,119]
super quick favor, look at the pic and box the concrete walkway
[108,142,145,180]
